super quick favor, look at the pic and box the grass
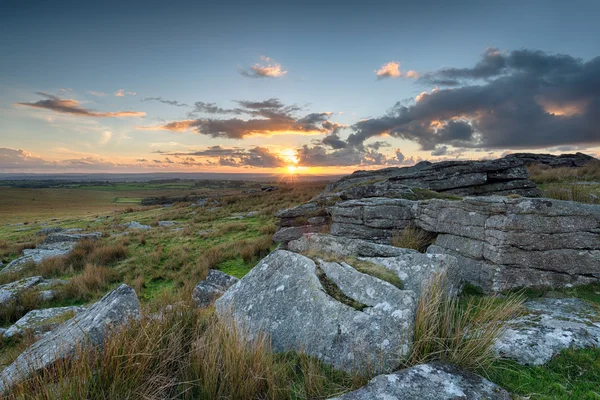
[391,224,436,252]
[316,266,368,311]
[341,257,404,290]
[407,270,524,372]
[488,348,600,400]
[8,304,365,399]
[527,160,600,183]
[541,183,600,204]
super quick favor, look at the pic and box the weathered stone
[192,269,239,308]
[494,298,600,366]
[289,234,461,296]
[215,250,417,373]
[0,284,140,394]
[328,362,510,400]
[36,227,64,236]
[1,233,101,275]
[158,220,176,227]
[323,157,540,199]
[505,152,598,168]
[123,221,151,230]
[272,225,323,243]
[0,276,44,307]
[3,306,85,339]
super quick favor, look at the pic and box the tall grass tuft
[407,270,524,372]
[391,224,436,252]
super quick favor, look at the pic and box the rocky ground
[1,154,599,399]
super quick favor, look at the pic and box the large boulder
[192,269,239,308]
[215,250,417,373]
[3,306,85,339]
[494,297,600,365]
[0,284,140,394]
[328,362,510,400]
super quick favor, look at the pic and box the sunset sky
[1,0,599,174]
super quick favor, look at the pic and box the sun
[287,165,298,173]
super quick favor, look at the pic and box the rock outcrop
[215,250,417,373]
[0,284,140,394]
[1,232,102,274]
[328,362,510,400]
[322,157,541,199]
[278,191,600,293]
[274,156,546,247]
[192,269,239,308]
[505,152,598,168]
[494,297,600,365]
[3,306,85,339]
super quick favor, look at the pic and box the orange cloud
[115,89,136,97]
[241,56,287,78]
[16,92,145,118]
[536,97,589,117]
[376,61,401,79]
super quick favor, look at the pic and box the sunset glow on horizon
[1,1,599,175]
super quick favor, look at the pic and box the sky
[1,0,599,175]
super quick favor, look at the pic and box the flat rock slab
[1,232,102,274]
[494,298,600,365]
[3,306,85,339]
[123,221,151,230]
[289,234,461,296]
[329,362,510,400]
[0,276,44,306]
[192,269,239,308]
[0,284,141,394]
[215,250,417,374]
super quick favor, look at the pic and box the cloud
[16,92,145,118]
[376,62,401,79]
[87,91,108,96]
[375,62,419,80]
[164,146,286,168]
[240,56,287,78]
[142,97,189,107]
[348,48,600,151]
[139,98,343,139]
[115,89,136,97]
[99,131,113,145]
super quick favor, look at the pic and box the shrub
[407,270,524,372]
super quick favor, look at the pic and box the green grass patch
[342,257,404,290]
[113,197,144,204]
[488,348,600,400]
[217,257,255,279]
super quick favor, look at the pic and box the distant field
[0,185,211,224]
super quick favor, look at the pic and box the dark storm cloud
[16,92,146,117]
[141,97,189,107]
[322,134,348,149]
[348,49,600,151]
[366,141,391,150]
[142,98,343,139]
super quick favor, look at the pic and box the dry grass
[57,264,121,302]
[543,184,599,204]
[37,255,69,277]
[0,289,43,325]
[407,270,524,372]
[9,305,361,399]
[391,224,436,252]
[239,236,273,263]
[527,160,600,183]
